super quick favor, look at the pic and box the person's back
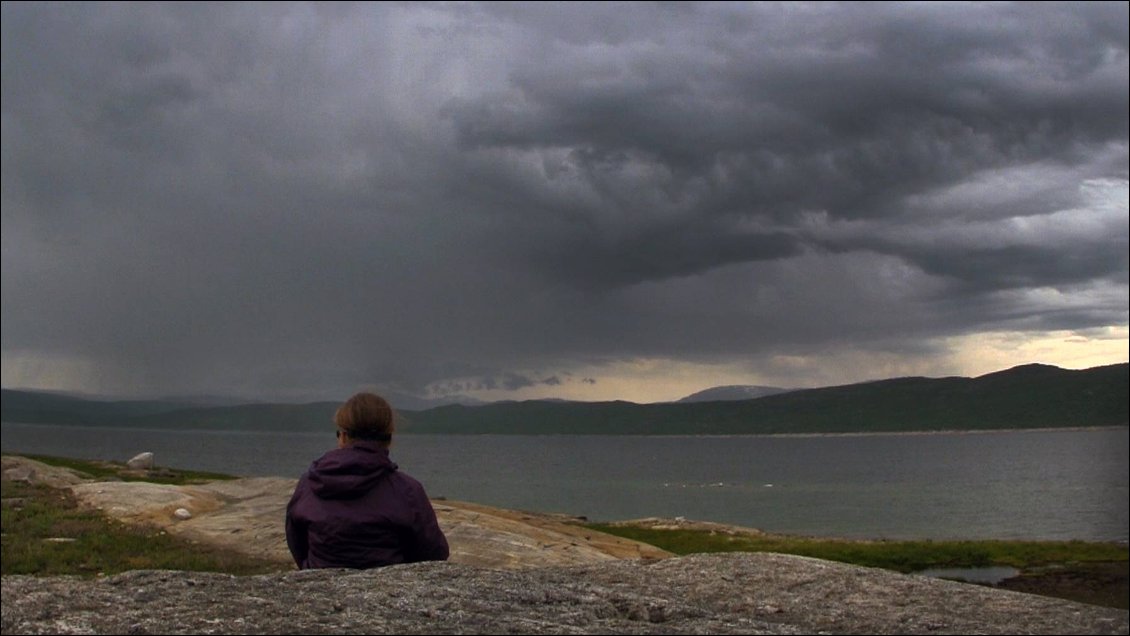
[285,392,449,569]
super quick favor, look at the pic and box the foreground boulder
[3,553,1127,635]
[126,452,155,470]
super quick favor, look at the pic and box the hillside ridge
[3,362,1126,435]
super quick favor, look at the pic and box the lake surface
[2,423,1126,542]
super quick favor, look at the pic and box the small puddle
[915,566,1020,584]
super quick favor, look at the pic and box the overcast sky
[2,2,1127,405]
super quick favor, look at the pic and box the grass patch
[18,453,237,485]
[1,477,285,577]
[586,524,1129,573]
[592,523,1130,609]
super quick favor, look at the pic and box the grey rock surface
[1,456,85,488]
[3,553,1127,635]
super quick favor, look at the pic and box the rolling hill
[676,385,791,402]
[399,363,1127,435]
[2,362,1126,435]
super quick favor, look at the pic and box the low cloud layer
[2,2,1127,402]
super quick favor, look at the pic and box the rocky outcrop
[3,455,1127,634]
[3,554,1127,635]
[1,455,670,569]
[2,456,87,488]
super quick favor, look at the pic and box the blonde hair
[335,392,395,444]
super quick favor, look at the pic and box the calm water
[2,423,1126,542]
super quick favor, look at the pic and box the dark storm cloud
[2,2,1127,400]
[448,2,1128,281]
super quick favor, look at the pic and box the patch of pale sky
[2,351,115,397]
[808,177,1128,250]
[946,327,1129,378]
[434,327,1129,404]
[946,178,1128,247]
[903,162,1073,215]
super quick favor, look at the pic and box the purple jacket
[285,441,449,569]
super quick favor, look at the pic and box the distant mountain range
[2,362,1126,435]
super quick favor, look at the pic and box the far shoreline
[637,424,1130,440]
[3,420,1126,438]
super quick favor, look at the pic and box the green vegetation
[20,454,237,485]
[587,523,1130,609]
[1,478,285,577]
[3,362,1127,435]
[585,524,1128,573]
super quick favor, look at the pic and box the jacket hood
[306,442,398,499]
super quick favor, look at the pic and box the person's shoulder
[385,468,430,495]
[388,468,424,486]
